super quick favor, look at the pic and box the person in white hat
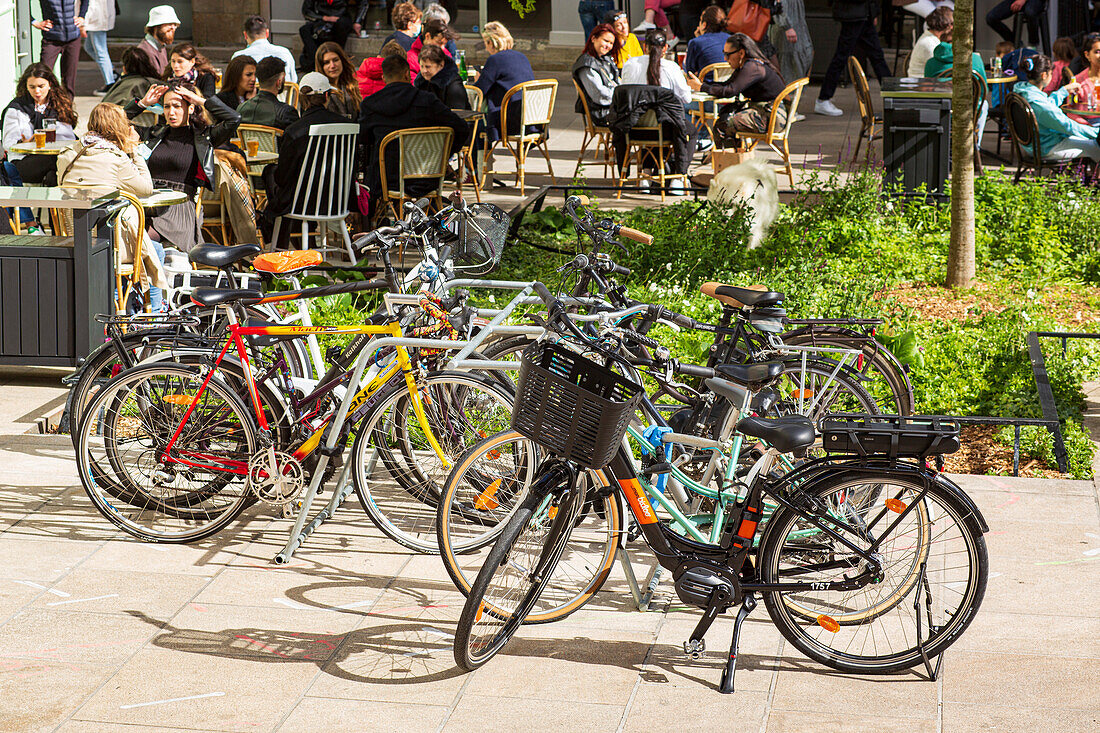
[138,5,182,77]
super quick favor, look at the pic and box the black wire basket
[447,203,508,275]
[820,414,962,459]
[511,341,643,470]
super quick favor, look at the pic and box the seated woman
[1,63,78,184]
[474,22,535,141]
[415,44,469,110]
[408,18,459,77]
[166,43,219,99]
[127,82,241,252]
[571,24,621,126]
[623,29,692,107]
[358,40,410,98]
[1069,33,1100,124]
[214,55,257,111]
[102,47,162,107]
[1013,54,1100,162]
[315,42,362,118]
[57,103,168,311]
[604,9,643,69]
[685,33,786,148]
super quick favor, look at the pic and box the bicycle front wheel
[351,371,515,553]
[437,430,621,623]
[759,473,988,673]
[453,461,583,671]
[75,363,258,542]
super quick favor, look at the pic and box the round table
[985,73,1018,86]
[1062,106,1100,117]
[139,189,190,207]
[247,151,278,164]
[9,140,77,156]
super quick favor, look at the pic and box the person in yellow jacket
[604,9,643,68]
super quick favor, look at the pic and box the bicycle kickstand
[718,593,757,694]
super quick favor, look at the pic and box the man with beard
[138,5,181,76]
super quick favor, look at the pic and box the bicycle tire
[76,362,259,542]
[436,429,621,623]
[453,462,583,671]
[350,371,515,553]
[758,473,988,673]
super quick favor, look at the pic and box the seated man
[987,0,1047,47]
[237,56,300,130]
[259,72,349,248]
[358,55,468,218]
[299,0,354,74]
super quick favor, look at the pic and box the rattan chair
[279,81,300,110]
[616,109,687,203]
[571,77,613,179]
[488,79,558,195]
[377,126,454,225]
[464,84,484,111]
[972,71,989,173]
[459,84,486,203]
[689,61,732,139]
[237,123,282,200]
[848,57,882,162]
[1005,92,1084,181]
[737,77,809,186]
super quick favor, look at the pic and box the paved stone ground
[0,368,1098,732]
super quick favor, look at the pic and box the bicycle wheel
[76,362,258,542]
[350,371,515,553]
[437,429,621,623]
[453,461,583,671]
[776,359,881,422]
[759,473,988,673]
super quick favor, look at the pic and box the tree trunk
[947,0,976,288]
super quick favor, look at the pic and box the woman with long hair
[214,55,257,110]
[1014,54,1100,162]
[571,23,621,125]
[1070,33,1100,124]
[127,81,241,251]
[1,63,78,183]
[622,28,691,106]
[315,41,361,119]
[165,43,219,98]
[57,103,168,311]
[686,33,786,146]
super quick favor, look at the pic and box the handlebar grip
[609,262,632,277]
[575,195,590,206]
[618,227,654,245]
[352,230,379,252]
[531,281,555,306]
[675,362,715,379]
[620,328,660,350]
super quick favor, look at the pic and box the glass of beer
[33,130,46,148]
[43,118,57,142]
[246,139,260,157]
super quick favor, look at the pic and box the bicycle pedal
[683,639,706,659]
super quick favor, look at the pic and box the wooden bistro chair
[616,109,687,203]
[459,85,486,203]
[690,61,732,140]
[848,57,882,162]
[488,79,558,195]
[237,123,283,202]
[377,126,454,243]
[737,77,810,187]
[1005,92,1085,182]
[571,77,613,179]
[272,123,360,263]
[279,81,300,110]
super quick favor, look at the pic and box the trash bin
[881,78,952,199]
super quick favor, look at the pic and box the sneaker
[814,99,843,117]
[791,113,806,122]
[668,179,686,196]
[633,21,657,31]
[93,85,110,97]
[697,138,714,153]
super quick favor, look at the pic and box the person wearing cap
[258,71,348,248]
[138,5,181,77]
[234,15,299,84]
[31,0,89,95]
[604,10,643,69]
[237,56,300,130]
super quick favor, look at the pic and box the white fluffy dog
[706,158,779,250]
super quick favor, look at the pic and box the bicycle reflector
[886,498,907,513]
[817,615,840,633]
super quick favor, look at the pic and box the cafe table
[140,188,191,207]
[8,140,78,156]
[0,186,124,366]
[247,150,279,165]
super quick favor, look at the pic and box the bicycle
[452,283,988,692]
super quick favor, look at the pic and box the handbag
[356,182,371,216]
[726,0,773,42]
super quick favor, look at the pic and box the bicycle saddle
[736,415,816,454]
[188,243,263,269]
[704,378,779,414]
[700,282,784,309]
[190,287,263,307]
[715,361,784,389]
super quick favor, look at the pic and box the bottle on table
[458,50,468,82]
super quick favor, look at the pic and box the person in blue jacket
[683,5,728,75]
[473,21,535,142]
[1013,54,1100,162]
[32,0,89,96]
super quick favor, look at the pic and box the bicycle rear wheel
[453,461,583,670]
[76,363,258,542]
[437,429,621,623]
[759,474,987,673]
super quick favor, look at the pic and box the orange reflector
[885,498,907,513]
[475,602,485,622]
[817,615,840,633]
[548,506,559,519]
[791,389,814,399]
[474,479,502,511]
[486,449,501,460]
[162,394,192,406]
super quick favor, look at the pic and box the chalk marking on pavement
[334,599,374,610]
[46,593,118,606]
[119,691,225,709]
[272,597,308,609]
[422,627,454,639]
[14,580,71,597]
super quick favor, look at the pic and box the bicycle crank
[247,449,305,514]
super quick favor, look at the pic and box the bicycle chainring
[246,450,305,507]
